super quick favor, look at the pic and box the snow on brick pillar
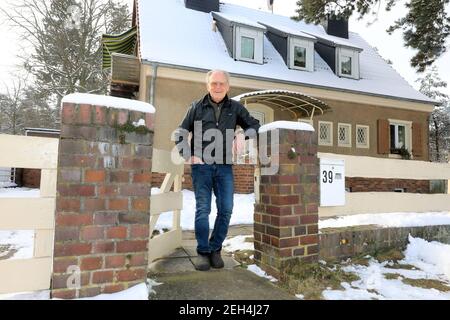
[52,94,155,299]
[254,123,319,280]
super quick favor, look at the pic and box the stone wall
[319,224,450,262]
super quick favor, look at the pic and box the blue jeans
[191,164,234,255]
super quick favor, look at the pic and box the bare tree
[416,66,450,162]
[1,0,131,116]
[0,77,28,135]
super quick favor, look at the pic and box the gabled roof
[259,22,317,41]
[136,0,436,105]
[212,12,266,30]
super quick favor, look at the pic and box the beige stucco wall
[140,64,433,160]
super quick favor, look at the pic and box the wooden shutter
[377,119,389,154]
[412,122,422,157]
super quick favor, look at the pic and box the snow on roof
[138,0,435,105]
[259,21,317,40]
[259,120,314,133]
[212,12,266,29]
[62,93,155,113]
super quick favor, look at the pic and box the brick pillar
[52,98,154,299]
[254,127,319,279]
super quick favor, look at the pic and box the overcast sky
[0,0,449,96]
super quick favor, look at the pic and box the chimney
[184,0,220,13]
[323,15,348,39]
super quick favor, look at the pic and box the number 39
[322,170,333,183]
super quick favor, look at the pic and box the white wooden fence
[0,134,58,294]
[318,152,450,217]
[148,148,184,263]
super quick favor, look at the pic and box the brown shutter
[377,119,389,154]
[412,122,422,157]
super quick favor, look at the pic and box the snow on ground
[0,182,17,188]
[320,212,450,229]
[151,188,450,231]
[403,235,450,279]
[0,280,162,300]
[224,234,450,299]
[0,290,51,300]
[74,282,156,300]
[223,235,254,252]
[153,188,255,231]
[0,230,34,260]
[322,235,450,300]
[0,187,40,198]
[246,264,278,282]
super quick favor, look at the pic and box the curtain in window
[241,36,255,59]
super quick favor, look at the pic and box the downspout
[149,62,158,105]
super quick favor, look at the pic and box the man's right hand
[190,156,204,164]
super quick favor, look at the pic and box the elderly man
[175,70,260,271]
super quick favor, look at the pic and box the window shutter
[412,122,422,157]
[377,119,389,154]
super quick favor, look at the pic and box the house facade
[109,0,437,194]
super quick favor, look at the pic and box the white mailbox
[319,158,345,206]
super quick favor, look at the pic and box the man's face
[207,71,230,103]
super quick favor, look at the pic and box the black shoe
[209,250,224,269]
[193,254,210,271]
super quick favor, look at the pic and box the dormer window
[294,46,306,67]
[241,36,254,59]
[235,26,264,63]
[337,47,360,79]
[212,12,265,64]
[261,22,316,72]
[289,38,314,72]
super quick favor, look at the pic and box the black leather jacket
[175,94,260,164]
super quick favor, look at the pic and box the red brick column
[52,98,154,299]
[254,127,319,279]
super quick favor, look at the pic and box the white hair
[206,69,230,84]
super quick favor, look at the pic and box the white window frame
[388,119,412,155]
[249,110,265,125]
[336,47,360,80]
[288,37,314,72]
[235,26,264,64]
[356,125,370,149]
[318,121,333,146]
[337,123,352,147]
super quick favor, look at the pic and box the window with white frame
[318,121,333,146]
[235,26,264,64]
[337,47,360,79]
[289,38,314,72]
[249,110,265,125]
[241,36,255,60]
[356,125,369,148]
[389,120,411,154]
[338,123,352,147]
[234,110,265,164]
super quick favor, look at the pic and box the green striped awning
[102,26,138,69]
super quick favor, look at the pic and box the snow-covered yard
[0,281,161,300]
[152,188,450,231]
[223,234,450,300]
[1,187,449,300]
